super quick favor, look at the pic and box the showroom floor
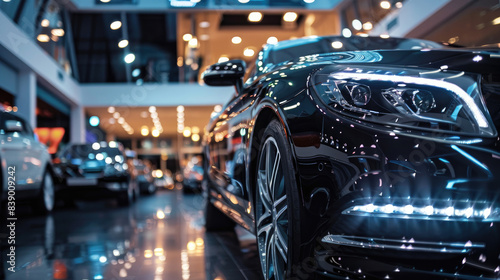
[1,188,263,280]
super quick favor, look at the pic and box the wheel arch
[247,103,299,220]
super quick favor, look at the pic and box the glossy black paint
[202,36,500,279]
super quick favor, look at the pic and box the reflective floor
[1,188,263,280]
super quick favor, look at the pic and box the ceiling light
[199,21,210,28]
[51,28,65,36]
[177,105,185,113]
[118,117,124,124]
[214,105,222,112]
[352,19,362,30]
[100,0,111,2]
[110,21,122,30]
[493,17,500,25]
[380,0,391,9]
[363,22,373,30]
[283,12,298,22]
[267,36,278,44]
[41,19,49,27]
[107,106,115,113]
[113,112,120,119]
[395,1,403,8]
[118,39,128,48]
[231,36,242,44]
[148,106,156,113]
[238,0,250,3]
[182,33,192,41]
[191,134,200,142]
[342,28,352,38]
[188,38,198,48]
[331,41,343,49]
[89,116,100,127]
[303,0,315,3]
[141,126,149,136]
[124,53,135,63]
[248,12,262,23]
[380,34,390,39]
[183,127,191,137]
[152,128,160,137]
[200,34,210,41]
[243,48,255,57]
[132,68,141,77]
[37,34,50,42]
[141,111,148,118]
[218,56,229,63]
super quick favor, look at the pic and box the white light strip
[343,203,499,221]
[330,72,489,128]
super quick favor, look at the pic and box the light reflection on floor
[0,188,262,280]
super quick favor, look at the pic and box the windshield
[266,36,444,65]
[63,144,123,160]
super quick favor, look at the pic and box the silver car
[0,110,55,213]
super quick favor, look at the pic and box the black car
[201,35,500,280]
[54,142,136,206]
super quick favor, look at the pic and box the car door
[207,86,257,221]
[21,120,46,189]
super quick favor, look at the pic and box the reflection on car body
[201,35,500,279]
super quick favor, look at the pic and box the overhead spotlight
[149,106,156,113]
[380,0,391,9]
[37,34,50,42]
[267,36,278,44]
[243,48,255,57]
[191,134,200,142]
[100,0,111,2]
[363,22,373,30]
[188,38,198,48]
[110,21,122,30]
[238,0,250,3]
[352,19,362,30]
[218,56,229,63]
[303,0,315,2]
[152,128,160,137]
[107,106,115,113]
[199,21,210,28]
[177,105,185,113]
[182,33,193,41]
[248,12,262,22]
[132,68,141,77]
[113,112,120,119]
[395,2,403,8]
[342,28,352,38]
[183,127,192,137]
[231,36,242,44]
[283,12,298,22]
[141,126,149,136]
[118,39,128,48]
[41,19,50,27]
[124,53,135,63]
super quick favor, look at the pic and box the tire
[34,171,55,214]
[255,120,300,280]
[204,189,235,231]
[117,182,133,206]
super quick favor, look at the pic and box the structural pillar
[70,105,85,143]
[16,70,37,128]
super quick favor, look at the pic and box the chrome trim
[321,235,484,254]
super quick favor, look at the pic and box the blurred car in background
[133,160,156,195]
[0,109,55,213]
[182,157,203,193]
[53,141,136,206]
[152,169,175,190]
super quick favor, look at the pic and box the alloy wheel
[256,137,288,280]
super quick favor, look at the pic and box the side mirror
[5,120,23,133]
[202,60,246,93]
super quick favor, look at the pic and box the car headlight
[312,65,496,137]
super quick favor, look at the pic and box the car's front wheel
[255,120,300,280]
[34,171,55,214]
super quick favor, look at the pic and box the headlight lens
[312,66,496,136]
